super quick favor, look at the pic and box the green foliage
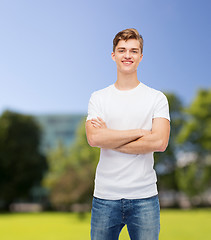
[69,117,99,168]
[176,89,211,199]
[177,89,211,153]
[155,93,184,190]
[43,118,99,210]
[0,111,48,209]
[43,142,70,190]
[175,162,211,197]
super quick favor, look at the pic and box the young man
[86,28,170,240]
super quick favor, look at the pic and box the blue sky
[0,0,210,115]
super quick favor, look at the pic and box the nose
[124,50,131,58]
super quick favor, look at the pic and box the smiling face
[111,39,143,75]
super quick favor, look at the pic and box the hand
[91,117,107,129]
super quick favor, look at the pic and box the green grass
[0,209,210,240]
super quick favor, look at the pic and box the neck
[115,71,140,90]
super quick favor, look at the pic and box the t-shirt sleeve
[153,92,170,121]
[86,92,104,121]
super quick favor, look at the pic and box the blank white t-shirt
[86,82,170,200]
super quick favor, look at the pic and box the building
[35,114,85,153]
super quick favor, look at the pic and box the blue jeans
[91,195,160,240]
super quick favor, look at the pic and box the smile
[122,61,133,65]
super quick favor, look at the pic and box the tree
[175,161,210,198]
[155,93,184,191]
[177,89,211,154]
[0,111,48,210]
[43,118,100,210]
[176,89,211,201]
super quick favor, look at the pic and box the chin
[120,68,137,74]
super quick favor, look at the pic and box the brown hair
[113,28,144,54]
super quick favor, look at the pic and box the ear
[139,54,143,63]
[111,52,116,61]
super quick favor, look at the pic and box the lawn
[0,209,210,240]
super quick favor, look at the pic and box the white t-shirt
[86,82,170,200]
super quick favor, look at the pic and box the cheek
[134,57,141,65]
[115,57,122,64]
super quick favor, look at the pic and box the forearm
[114,132,168,154]
[114,118,170,154]
[87,127,145,149]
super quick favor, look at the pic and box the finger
[91,119,101,126]
[91,120,102,127]
[91,118,101,124]
[97,117,104,123]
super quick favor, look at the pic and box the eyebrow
[117,47,139,51]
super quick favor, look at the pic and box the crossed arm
[85,117,170,154]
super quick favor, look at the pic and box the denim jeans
[91,195,160,240]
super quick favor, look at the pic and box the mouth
[122,60,133,65]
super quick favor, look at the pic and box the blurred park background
[0,0,211,239]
